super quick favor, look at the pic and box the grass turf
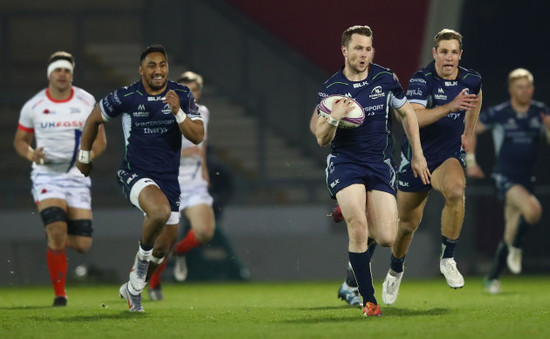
[1,275,549,338]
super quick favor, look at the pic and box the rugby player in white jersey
[147,71,216,300]
[14,51,107,306]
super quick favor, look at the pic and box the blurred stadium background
[1,0,549,285]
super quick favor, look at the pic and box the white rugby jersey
[18,87,96,174]
[179,103,210,184]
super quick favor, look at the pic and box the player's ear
[432,47,437,59]
[139,65,143,76]
[341,45,347,57]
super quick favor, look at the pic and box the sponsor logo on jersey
[330,179,340,188]
[113,91,121,105]
[40,121,83,128]
[161,103,172,114]
[133,111,149,117]
[70,107,81,114]
[345,92,352,98]
[148,96,164,101]
[102,98,114,113]
[144,127,169,134]
[353,80,368,88]
[444,81,458,86]
[398,180,409,187]
[318,92,328,98]
[409,78,426,84]
[446,112,461,120]
[369,86,385,99]
[126,173,138,184]
[365,104,384,112]
[133,104,149,117]
[43,109,51,114]
[407,89,423,97]
[438,88,445,94]
[434,94,447,100]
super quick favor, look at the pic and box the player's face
[509,77,534,106]
[342,34,374,75]
[48,68,73,92]
[432,39,462,79]
[139,52,169,93]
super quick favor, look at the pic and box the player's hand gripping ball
[319,95,365,128]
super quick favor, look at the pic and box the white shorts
[179,183,213,212]
[31,172,92,209]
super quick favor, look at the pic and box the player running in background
[147,71,215,300]
[77,45,204,312]
[314,25,430,317]
[466,68,550,294]
[382,29,482,305]
[14,51,107,306]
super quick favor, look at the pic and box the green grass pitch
[1,276,549,338]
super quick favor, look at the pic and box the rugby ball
[319,94,365,128]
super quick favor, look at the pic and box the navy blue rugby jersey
[316,63,407,163]
[480,100,549,177]
[99,80,201,178]
[401,61,482,164]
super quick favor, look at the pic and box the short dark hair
[48,51,75,67]
[140,44,168,63]
[342,25,373,47]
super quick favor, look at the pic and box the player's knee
[152,246,170,259]
[443,181,465,204]
[47,231,67,249]
[376,236,394,248]
[524,203,542,224]
[398,219,419,235]
[147,204,172,225]
[196,222,216,242]
[40,206,67,226]
[70,238,93,253]
[67,220,93,252]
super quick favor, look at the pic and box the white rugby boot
[382,270,403,305]
[440,258,464,289]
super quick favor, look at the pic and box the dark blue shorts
[397,150,465,192]
[116,168,181,212]
[492,173,535,201]
[325,154,397,199]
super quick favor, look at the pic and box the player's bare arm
[465,119,487,179]
[13,129,45,164]
[90,125,107,160]
[395,101,431,185]
[462,89,483,153]
[414,90,479,128]
[315,99,354,147]
[164,89,204,144]
[541,112,550,144]
[309,109,319,135]
[77,105,105,176]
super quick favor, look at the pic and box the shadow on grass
[281,306,449,323]
[0,306,52,310]
[25,312,147,322]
